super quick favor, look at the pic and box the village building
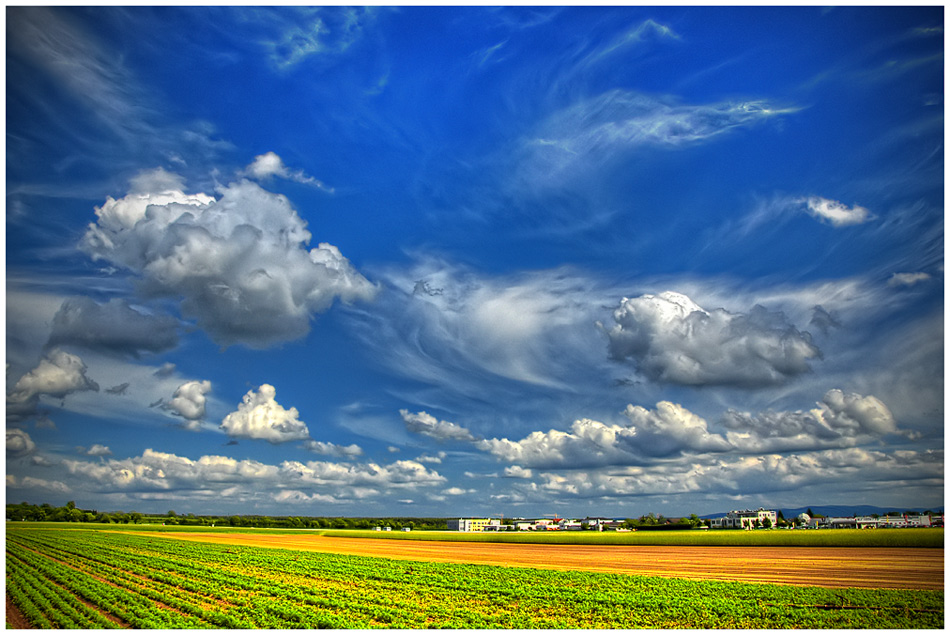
[708,508,777,530]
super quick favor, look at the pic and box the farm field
[5,526,944,629]
[144,531,944,590]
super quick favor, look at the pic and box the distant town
[446,508,944,532]
[6,501,945,532]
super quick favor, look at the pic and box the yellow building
[447,518,499,531]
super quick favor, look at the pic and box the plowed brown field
[140,532,943,590]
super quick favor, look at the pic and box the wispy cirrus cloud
[519,91,799,188]
[236,6,381,71]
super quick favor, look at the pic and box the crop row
[7,527,944,629]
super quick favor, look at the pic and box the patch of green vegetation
[6,527,943,629]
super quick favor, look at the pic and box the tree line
[5,501,450,530]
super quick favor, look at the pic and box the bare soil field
[140,532,943,590]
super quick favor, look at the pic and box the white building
[810,514,939,529]
[447,518,501,532]
[709,508,777,530]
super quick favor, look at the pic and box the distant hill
[779,505,943,518]
[702,505,943,520]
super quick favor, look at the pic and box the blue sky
[6,5,944,518]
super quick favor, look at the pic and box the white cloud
[88,444,112,456]
[416,451,446,464]
[503,465,533,478]
[7,349,100,421]
[531,447,942,501]
[245,6,378,70]
[722,390,899,453]
[279,458,445,489]
[476,401,727,469]
[400,410,477,442]
[80,170,377,349]
[302,440,364,458]
[63,448,280,491]
[621,401,731,456]
[243,152,333,192]
[804,196,872,227]
[7,429,37,459]
[888,272,932,287]
[220,384,310,444]
[521,91,797,187]
[348,260,610,395]
[19,476,71,494]
[165,380,212,422]
[602,291,821,386]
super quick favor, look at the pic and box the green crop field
[5,526,943,629]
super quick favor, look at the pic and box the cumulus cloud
[804,196,872,227]
[477,401,728,469]
[7,429,36,459]
[721,389,897,452]
[7,349,100,421]
[621,401,731,457]
[400,409,477,442]
[220,384,310,444]
[532,447,943,501]
[46,297,179,358]
[280,458,445,490]
[80,169,376,349]
[503,465,533,478]
[165,380,212,422]
[82,444,113,457]
[601,291,821,386]
[302,440,364,457]
[63,448,280,491]
[242,152,333,192]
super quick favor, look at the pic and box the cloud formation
[302,440,364,458]
[46,297,179,358]
[242,152,333,192]
[532,447,941,500]
[7,349,100,421]
[804,196,872,227]
[888,272,931,287]
[7,429,37,459]
[476,400,729,469]
[220,384,310,444]
[722,389,897,452]
[400,409,477,442]
[165,380,212,423]
[521,91,797,186]
[602,291,821,386]
[80,168,377,348]
[51,445,445,508]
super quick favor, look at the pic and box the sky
[5,5,944,519]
